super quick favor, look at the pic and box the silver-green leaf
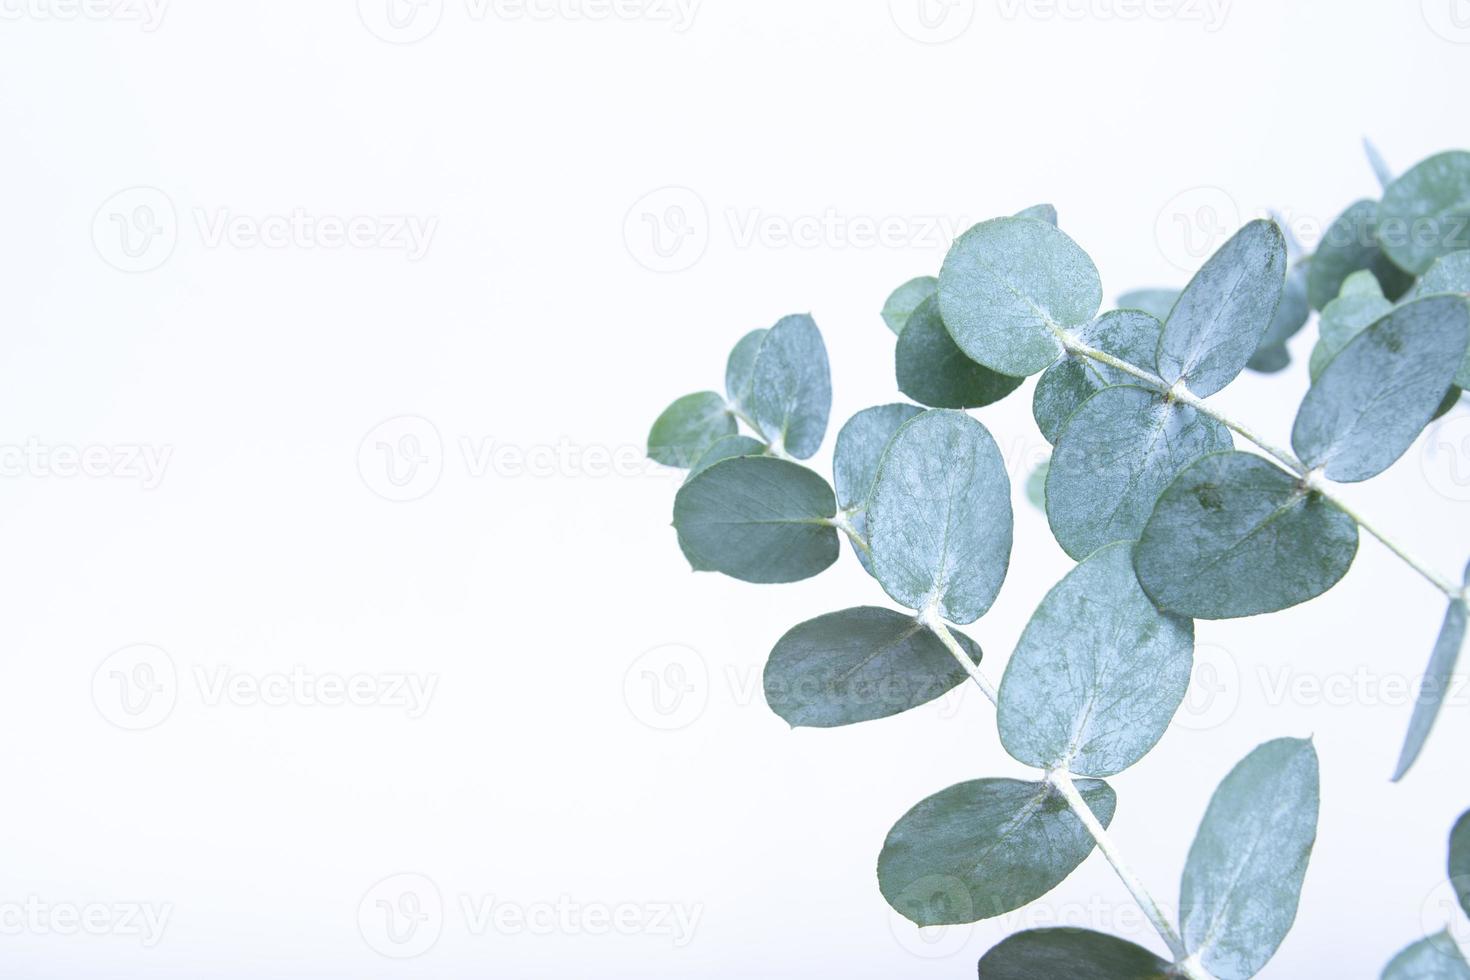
[1118,288,1180,323]
[897,296,1027,409]
[1379,151,1470,275]
[1307,200,1414,310]
[1382,933,1470,980]
[1135,451,1359,619]
[867,410,1013,624]
[881,276,938,335]
[1412,250,1470,388]
[685,434,766,481]
[937,216,1103,377]
[832,404,924,573]
[1014,202,1059,225]
[672,456,838,583]
[648,391,737,468]
[748,314,832,459]
[1309,269,1394,381]
[1392,573,1470,781]
[724,328,768,414]
[1451,808,1470,919]
[1046,385,1232,560]
[997,541,1193,777]
[977,929,1173,980]
[1032,309,1163,444]
[1180,737,1319,980]
[878,777,1116,925]
[1248,258,1311,374]
[1156,219,1288,397]
[763,607,980,728]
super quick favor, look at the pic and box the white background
[2,0,1469,976]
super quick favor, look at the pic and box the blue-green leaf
[881,276,938,335]
[832,403,924,572]
[648,392,736,467]
[724,328,768,413]
[763,607,980,728]
[1156,219,1288,397]
[1026,456,1049,510]
[1392,580,1469,781]
[1181,738,1320,980]
[1451,808,1470,918]
[1135,451,1359,619]
[748,314,832,459]
[1382,933,1470,980]
[978,929,1172,979]
[1309,270,1395,381]
[1248,258,1312,374]
[997,542,1193,777]
[1379,151,1470,275]
[1308,200,1415,310]
[867,410,1013,624]
[1118,289,1180,322]
[1033,309,1163,444]
[1412,251,1470,388]
[1294,296,1470,482]
[1046,385,1232,560]
[1365,138,1395,191]
[685,434,766,481]
[938,217,1103,377]
[878,777,1116,925]
[672,456,838,583]
[1015,202,1059,225]
[897,296,1027,409]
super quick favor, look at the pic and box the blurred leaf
[1451,808,1470,919]
[1382,933,1470,979]
[1365,137,1395,191]
[1118,288,1180,322]
[1393,578,1469,781]
[977,928,1173,979]
[1379,151,1470,275]
[897,296,1027,409]
[1309,270,1394,381]
[1249,258,1312,374]
[1015,202,1059,225]
[881,276,938,335]
[1307,200,1414,310]
[1026,456,1050,510]
[648,392,736,467]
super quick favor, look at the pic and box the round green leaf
[1046,385,1232,560]
[763,607,981,728]
[938,217,1102,377]
[867,410,1014,624]
[724,328,768,413]
[1451,810,1470,919]
[1248,258,1311,374]
[1135,451,1359,619]
[685,434,766,481]
[1294,296,1470,482]
[1014,202,1058,225]
[672,456,838,583]
[978,929,1172,980]
[878,777,1116,925]
[1309,269,1394,381]
[881,276,938,335]
[648,391,736,468]
[1383,933,1470,979]
[832,404,924,513]
[1033,309,1163,444]
[748,314,832,459]
[1307,200,1414,310]
[998,542,1193,777]
[1392,595,1468,782]
[1379,151,1470,275]
[1156,219,1288,397]
[1181,738,1319,980]
[1117,288,1179,322]
[1413,250,1470,387]
[897,296,1027,409]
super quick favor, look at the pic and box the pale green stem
[918,607,997,704]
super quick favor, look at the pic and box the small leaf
[1248,258,1312,374]
[1365,137,1395,191]
[832,404,925,512]
[1032,309,1163,444]
[977,928,1172,980]
[1294,296,1470,482]
[938,217,1103,377]
[878,777,1116,925]
[748,314,832,459]
[724,328,768,413]
[1451,809,1470,919]
[1412,250,1470,388]
[1309,270,1394,381]
[1308,200,1415,310]
[867,410,1013,624]
[1156,219,1288,397]
[1392,589,1469,781]
[1135,451,1359,619]
[897,296,1027,409]
[881,277,938,335]
[763,607,980,728]
[672,456,838,583]
[648,392,736,468]
[997,541,1193,777]
[1379,151,1470,275]
[1118,288,1180,322]
[685,434,766,481]
[1046,385,1232,560]
[1180,737,1320,980]
[1026,456,1049,510]
[1382,933,1470,980]
[1014,202,1059,225]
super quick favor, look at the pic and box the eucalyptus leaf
[1248,258,1311,374]
[977,928,1173,980]
[1379,151,1470,275]
[1365,137,1395,191]
[724,328,768,413]
[1180,737,1319,980]
[1156,219,1288,397]
[867,410,1013,624]
[878,777,1116,925]
[882,277,938,335]
[1451,809,1470,919]
[1309,270,1394,381]
[997,541,1193,777]
[1412,251,1470,388]
[1293,296,1470,482]
[832,403,925,573]
[897,296,1027,409]
[672,456,838,583]
[763,607,981,728]
[748,314,832,459]
[648,391,737,468]
[686,434,766,481]
[1046,385,1232,560]
[1392,589,1469,781]
[1382,933,1470,980]
[1135,451,1359,619]
[1033,309,1163,444]
[1118,289,1180,323]
[1308,200,1414,310]
[937,216,1103,377]
[1015,202,1059,225]
[1026,456,1049,510]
